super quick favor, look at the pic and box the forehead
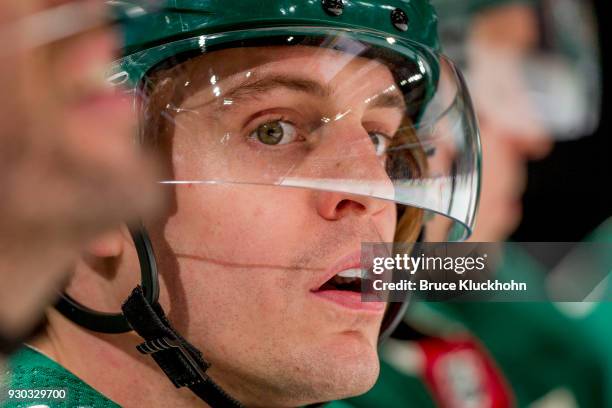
[163,45,399,101]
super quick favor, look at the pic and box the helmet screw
[391,8,409,32]
[321,0,344,16]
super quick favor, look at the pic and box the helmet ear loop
[55,225,160,334]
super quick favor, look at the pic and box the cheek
[165,185,314,264]
[179,260,293,330]
[167,258,302,375]
[384,202,398,241]
[156,185,309,347]
[368,202,397,244]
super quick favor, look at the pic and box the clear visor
[110,28,480,240]
[437,0,601,140]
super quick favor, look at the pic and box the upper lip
[310,250,363,291]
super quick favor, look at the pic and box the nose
[311,120,394,221]
[316,191,389,220]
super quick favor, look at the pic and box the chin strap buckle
[136,336,210,387]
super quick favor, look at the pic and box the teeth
[337,268,362,279]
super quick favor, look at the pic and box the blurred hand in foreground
[0,0,161,342]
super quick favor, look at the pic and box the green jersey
[1,346,119,408]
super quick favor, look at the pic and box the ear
[85,226,130,258]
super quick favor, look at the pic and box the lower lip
[311,290,386,313]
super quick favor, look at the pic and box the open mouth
[312,268,384,312]
[317,268,364,293]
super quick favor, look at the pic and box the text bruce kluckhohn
[369,253,528,293]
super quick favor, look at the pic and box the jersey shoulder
[3,346,120,408]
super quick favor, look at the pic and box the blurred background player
[340,0,612,407]
[0,1,161,355]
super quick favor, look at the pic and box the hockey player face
[144,46,403,405]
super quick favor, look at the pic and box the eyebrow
[182,73,405,113]
[367,91,406,112]
[224,74,331,101]
[180,74,331,112]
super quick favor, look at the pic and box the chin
[228,332,381,408]
[307,332,381,401]
[335,351,381,398]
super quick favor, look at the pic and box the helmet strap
[122,286,244,408]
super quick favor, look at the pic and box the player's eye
[250,120,299,145]
[369,132,392,156]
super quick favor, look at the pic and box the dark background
[512,0,611,242]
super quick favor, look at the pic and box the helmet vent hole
[321,0,344,16]
[391,8,409,32]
